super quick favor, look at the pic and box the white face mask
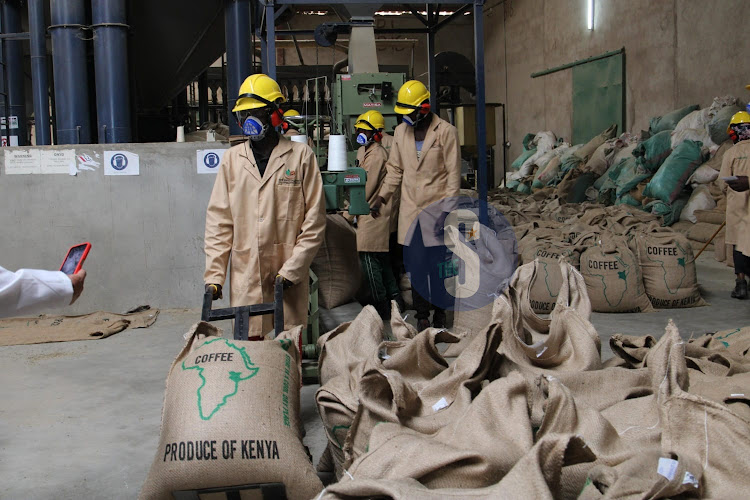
[356,132,371,146]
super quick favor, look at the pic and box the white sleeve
[0,266,74,318]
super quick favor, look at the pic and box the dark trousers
[405,224,450,322]
[734,247,750,276]
[360,252,400,304]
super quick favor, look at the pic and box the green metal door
[572,53,624,144]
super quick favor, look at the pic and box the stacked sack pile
[314,262,750,499]
[504,95,747,270]
[476,189,706,318]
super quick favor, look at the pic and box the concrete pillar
[92,0,132,143]
[50,0,92,144]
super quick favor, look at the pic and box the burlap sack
[686,221,724,243]
[494,260,602,376]
[633,229,706,308]
[317,305,383,386]
[579,234,654,313]
[346,323,502,467]
[690,326,750,359]
[311,214,362,309]
[139,323,322,500]
[519,235,582,314]
[318,435,594,499]
[608,333,657,368]
[686,372,750,421]
[694,208,725,225]
[714,233,727,262]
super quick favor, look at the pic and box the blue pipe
[473,0,488,224]
[264,1,276,81]
[1,0,27,146]
[28,0,51,145]
[50,0,92,144]
[92,0,131,143]
[225,0,251,136]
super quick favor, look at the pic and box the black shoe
[731,278,748,299]
[417,319,431,332]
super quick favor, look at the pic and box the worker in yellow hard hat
[348,110,404,318]
[281,108,311,144]
[204,74,325,338]
[720,110,750,299]
[370,80,462,331]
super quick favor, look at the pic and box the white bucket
[327,135,348,172]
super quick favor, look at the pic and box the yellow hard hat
[233,74,286,112]
[284,109,301,117]
[746,83,750,91]
[394,80,430,115]
[355,110,385,131]
[727,111,750,133]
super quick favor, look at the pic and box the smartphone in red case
[60,243,92,275]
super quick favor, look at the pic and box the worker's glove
[205,284,223,300]
[276,274,295,289]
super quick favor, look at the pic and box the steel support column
[473,0,488,221]
[265,1,276,80]
[92,0,131,143]
[198,71,209,125]
[426,7,437,114]
[50,0,92,144]
[28,0,50,145]
[225,0,251,136]
[1,0,27,145]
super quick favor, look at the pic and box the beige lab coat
[353,143,391,252]
[378,114,461,247]
[204,137,326,337]
[380,132,400,234]
[720,139,750,256]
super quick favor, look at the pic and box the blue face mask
[402,114,416,127]
[242,116,268,141]
[356,132,370,146]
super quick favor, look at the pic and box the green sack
[506,180,521,190]
[614,159,651,198]
[516,182,532,194]
[616,194,642,207]
[567,173,597,203]
[642,140,705,204]
[511,133,537,170]
[593,160,621,191]
[649,104,699,134]
[560,152,584,174]
[644,196,689,226]
[632,130,673,172]
[708,105,745,146]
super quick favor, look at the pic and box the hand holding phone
[60,243,92,275]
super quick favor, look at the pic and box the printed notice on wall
[41,149,76,174]
[4,149,41,174]
[104,151,140,176]
[197,149,227,174]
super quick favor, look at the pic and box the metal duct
[50,0,92,144]
[224,0,251,136]
[28,0,50,145]
[92,0,132,143]
[1,0,28,146]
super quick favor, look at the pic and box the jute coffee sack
[346,323,502,467]
[318,435,594,499]
[494,260,602,376]
[518,233,581,315]
[139,323,322,500]
[633,228,706,308]
[689,326,750,359]
[579,233,654,313]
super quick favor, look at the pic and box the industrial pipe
[28,0,51,145]
[1,0,28,146]
[50,0,92,144]
[198,71,209,126]
[225,0,251,136]
[92,0,132,143]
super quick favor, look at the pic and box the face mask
[242,115,269,141]
[402,114,416,127]
[356,132,371,146]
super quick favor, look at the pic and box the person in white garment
[0,266,86,318]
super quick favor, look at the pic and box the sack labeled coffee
[634,229,706,309]
[139,322,322,500]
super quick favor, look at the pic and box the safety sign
[104,151,140,176]
[41,149,76,174]
[197,149,227,174]
[4,149,41,174]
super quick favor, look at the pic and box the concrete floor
[1,255,749,499]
